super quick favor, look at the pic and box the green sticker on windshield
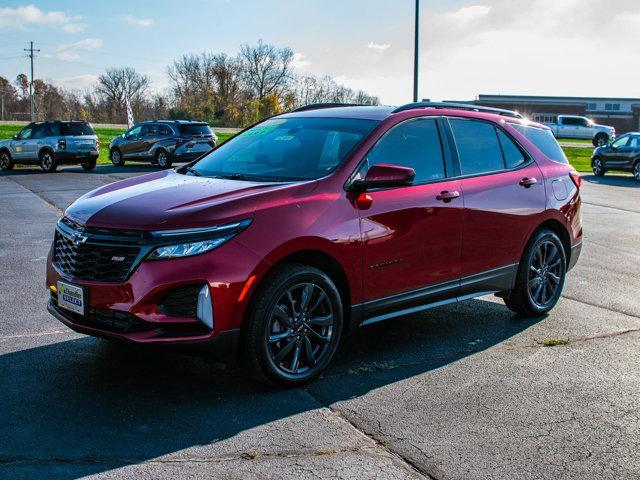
[241,119,286,137]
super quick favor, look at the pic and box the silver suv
[0,121,99,173]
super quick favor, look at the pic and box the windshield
[191,117,379,181]
[178,124,213,136]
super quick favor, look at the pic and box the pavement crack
[561,294,640,321]
[301,387,440,480]
[3,176,64,215]
[581,201,640,215]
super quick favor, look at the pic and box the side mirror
[350,164,416,191]
[12,135,17,140]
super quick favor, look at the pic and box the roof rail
[391,101,524,119]
[291,103,364,113]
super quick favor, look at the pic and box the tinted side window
[140,125,159,136]
[629,137,640,148]
[159,125,173,136]
[449,119,504,175]
[562,117,579,126]
[612,136,629,148]
[32,124,49,139]
[127,126,142,138]
[49,123,62,136]
[510,124,568,164]
[497,129,525,169]
[362,118,445,184]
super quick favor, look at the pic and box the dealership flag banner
[126,99,135,128]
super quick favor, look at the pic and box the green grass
[538,338,570,347]
[0,124,235,165]
[563,146,593,173]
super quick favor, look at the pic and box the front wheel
[156,150,172,169]
[242,264,343,386]
[593,133,608,147]
[110,148,124,167]
[633,161,640,182]
[40,151,57,172]
[504,230,566,317]
[0,151,14,171]
[592,157,605,176]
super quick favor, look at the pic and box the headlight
[147,218,251,260]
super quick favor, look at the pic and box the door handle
[519,177,537,188]
[436,190,460,202]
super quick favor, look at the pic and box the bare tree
[239,40,293,99]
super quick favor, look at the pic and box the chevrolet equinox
[47,102,583,386]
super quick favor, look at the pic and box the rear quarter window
[510,124,568,164]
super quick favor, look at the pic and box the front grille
[159,285,202,318]
[53,217,145,282]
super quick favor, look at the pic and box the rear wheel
[242,264,343,386]
[633,161,640,182]
[81,159,97,171]
[110,148,124,167]
[592,156,605,176]
[40,151,57,173]
[593,133,608,147]
[156,149,172,169]
[0,151,13,171]
[504,229,566,317]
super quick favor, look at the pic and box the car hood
[66,170,312,230]
[593,124,614,131]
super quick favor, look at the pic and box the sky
[0,0,639,105]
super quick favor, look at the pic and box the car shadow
[0,297,544,479]
[581,173,638,187]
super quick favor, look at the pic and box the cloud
[123,15,153,27]
[0,5,84,33]
[53,38,102,61]
[291,52,311,70]
[366,41,391,51]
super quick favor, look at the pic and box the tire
[633,161,640,182]
[39,151,57,173]
[0,150,14,171]
[242,264,343,386]
[81,159,97,171]
[110,148,124,167]
[155,149,172,169]
[591,156,605,176]
[504,229,566,317]
[593,133,608,147]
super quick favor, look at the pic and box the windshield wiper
[184,166,201,176]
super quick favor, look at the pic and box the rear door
[445,117,546,295]
[558,117,579,138]
[139,123,160,159]
[357,117,464,317]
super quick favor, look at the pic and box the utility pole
[413,0,420,102]
[24,41,40,121]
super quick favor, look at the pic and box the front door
[446,117,546,294]
[603,135,630,169]
[10,124,34,160]
[120,125,143,159]
[357,117,463,318]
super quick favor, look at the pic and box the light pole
[413,0,420,102]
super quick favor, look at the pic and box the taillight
[569,170,582,189]
[57,139,66,150]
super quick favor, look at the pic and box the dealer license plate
[57,281,85,315]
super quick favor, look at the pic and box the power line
[24,41,40,121]
[413,0,420,102]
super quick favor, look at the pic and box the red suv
[46,102,583,386]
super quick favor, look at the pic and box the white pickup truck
[544,115,615,146]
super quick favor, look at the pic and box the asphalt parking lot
[1,165,639,480]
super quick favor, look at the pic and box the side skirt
[353,264,518,327]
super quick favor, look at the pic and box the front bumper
[46,237,266,357]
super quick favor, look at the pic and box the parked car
[591,132,640,181]
[0,121,99,172]
[109,120,217,168]
[46,102,583,386]
[545,115,615,146]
